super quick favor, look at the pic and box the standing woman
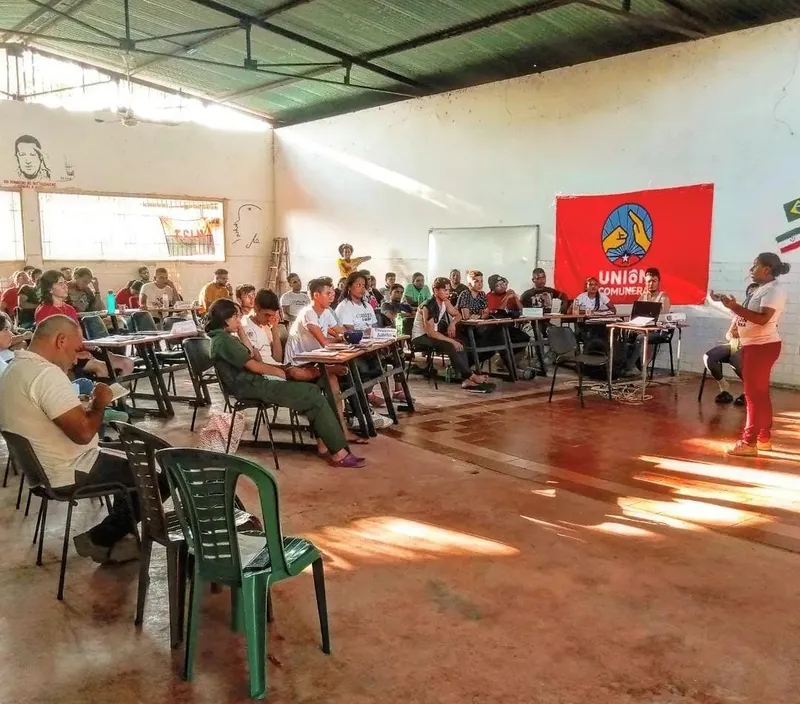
[336,243,371,278]
[718,253,790,456]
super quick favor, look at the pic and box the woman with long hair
[35,269,134,379]
[206,298,366,467]
[335,270,405,414]
[572,277,617,314]
[717,252,791,456]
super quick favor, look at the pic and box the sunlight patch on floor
[309,517,519,565]
[639,455,800,491]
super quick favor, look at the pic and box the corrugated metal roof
[1,0,799,125]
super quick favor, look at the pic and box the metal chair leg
[57,501,74,599]
[312,557,331,654]
[24,489,33,516]
[33,497,45,544]
[226,408,238,453]
[37,499,49,567]
[2,456,12,488]
[698,368,707,402]
[135,535,153,627]
[548,361,559,402]
[15,472,24,510]
[577,363,585,408]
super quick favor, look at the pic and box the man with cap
[486,274,530,376]
[486,274,522,313]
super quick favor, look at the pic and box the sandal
[393,390,407,402]
[327,453,366,468]
[367,392,386,407]
[346,436,369,445]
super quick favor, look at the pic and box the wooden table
[293,337,413,437]
[607,322,684,401]
[88,330,199,417]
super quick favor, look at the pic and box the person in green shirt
[403,272,431,308]
[206,298,366,468]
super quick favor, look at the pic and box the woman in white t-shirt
[335,271,405,405]
[717,252,791,457]
[572,277,617,314]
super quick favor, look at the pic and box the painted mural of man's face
[16,141,43,180]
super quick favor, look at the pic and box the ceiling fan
[93,58,182,127]
[94,105,181,127]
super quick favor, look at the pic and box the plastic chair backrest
[547,326,579,357]
[183,337,214,376]
[0,430,52,491]
[131,311,158,332]
[113,422,172,544]
[155,448,288,583]
[81,315,109,340]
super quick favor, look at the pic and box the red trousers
[740,341,782,444]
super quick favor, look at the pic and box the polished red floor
[389,376,800,552]
[1,371,799,703]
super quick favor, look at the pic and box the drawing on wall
[233,203,263,249]
[3,133,75,187]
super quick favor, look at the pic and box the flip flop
[347,436,369,445]
[327,453,366,468]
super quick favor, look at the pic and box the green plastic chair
[154,448,330,700]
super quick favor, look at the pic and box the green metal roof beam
[129,0,321,77]
[0,0,97,43]
[577,0,707,39]
[216,0,577,102]
[180,0,423,89]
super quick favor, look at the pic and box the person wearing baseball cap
[486,274,522,313]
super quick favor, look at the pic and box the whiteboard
[428,225,540,294]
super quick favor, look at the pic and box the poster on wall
[554,184,714,305]
[159,216,220,257]
[1,133,75,187]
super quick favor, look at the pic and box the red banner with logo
[554,184,714,304]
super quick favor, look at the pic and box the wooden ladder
[266,237,291,294]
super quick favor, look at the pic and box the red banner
[554,184,714,304]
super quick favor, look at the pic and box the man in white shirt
[140,267,177,312]
[0,315,150,564]
[279,273,311,323]
[285,278,343,364]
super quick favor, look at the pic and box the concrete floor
[1,369,799,703]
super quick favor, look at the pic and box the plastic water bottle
[106,289,116,314]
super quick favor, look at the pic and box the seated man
[16,269,42,329]
[236,284,256,317]
[285,277,343,364]
[623,267,671,374]
[206,297,366,468]
[115,280,143,310]
[412,277,493,393]
[279,273,310,323]
[0,315,149,563]
[449,269,469,306]
[403,272,431,308]
[486,274,530,373]
[702,284,756,405]
[67,267,102,313]
[140,267,178,314]
[521,268,567,312]
[379,272,396,300]
[198,268,233,313]
[381,284,414,332]
[486,274,522,313]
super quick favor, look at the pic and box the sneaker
[757,439,773,451]
[370,412,394,429]
[734,394,746,406]
[714,391,734,404]
[726,441,758,457]
[73,531,112,564]
[108,534,141,564]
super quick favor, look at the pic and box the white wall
[275,19,800,385]
[0,100,273,298]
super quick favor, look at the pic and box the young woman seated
[206,298,366,468]
[335,270,406,405]
[412,277,494,393]
[35,269,135,380]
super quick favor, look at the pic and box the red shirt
[1,286,20,315]
[115,288,139,309]
[486,291,507,312]
[34,302,79,325]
